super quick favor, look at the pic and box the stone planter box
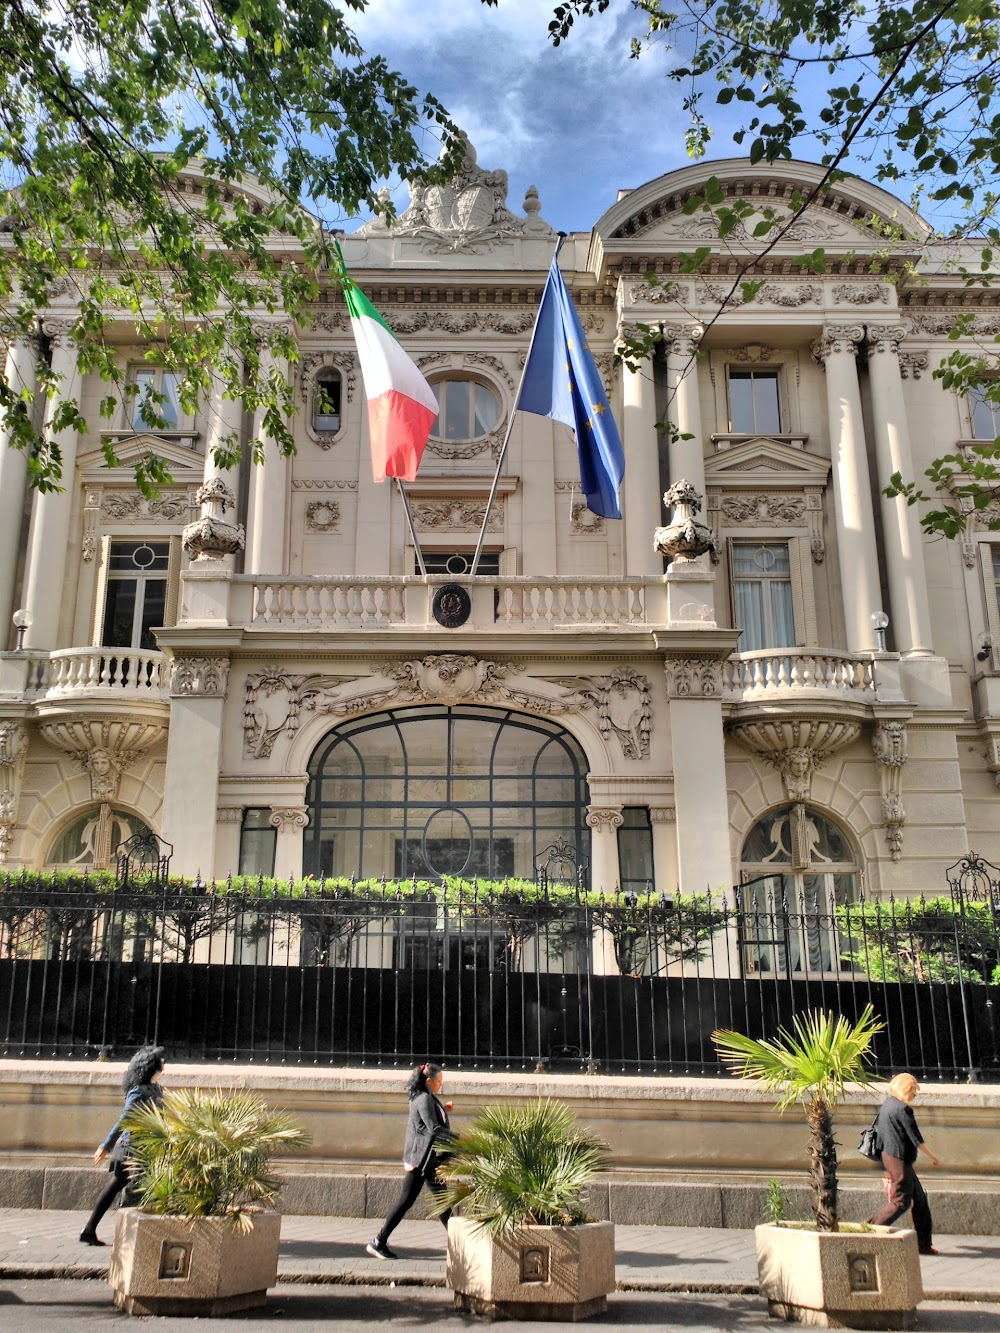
[447,1215,615,1321]
[755,1221,923,1330]
[109,1209,282,1316]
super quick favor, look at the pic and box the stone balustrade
[722,648,876,700]
[245,576,657,630]
[25,648,170,699]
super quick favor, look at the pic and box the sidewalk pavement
[1,1210,999,1302]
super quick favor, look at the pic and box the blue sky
[346,0,705,234]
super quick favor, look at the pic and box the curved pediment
[591,158,928,264]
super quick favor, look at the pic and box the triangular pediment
[79,432,204,482]
[705,436,831,489]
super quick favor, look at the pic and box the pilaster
[0,332,39,643]
[586,805,623,893]
[811,326,881,652]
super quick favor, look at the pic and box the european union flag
[517,255,625,519]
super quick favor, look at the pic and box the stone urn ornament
[654,480,719,563]
[182,478,245,560]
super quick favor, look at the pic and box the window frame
[127,364,193,435]
[93,535,181,649]
[429,376,502,444]
[727,367,783,435]
[967,384,1000,441]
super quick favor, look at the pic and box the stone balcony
[721,648,877,704]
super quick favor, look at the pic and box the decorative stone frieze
[832,283,891,305]
[216,807,245,824]
[728,718,861,801]
[664,657,723,698]
[586,807,624,832]
[411,498,503,532]
[0,721,29,862]
[466,353,516,391]
[104,490,195,523]
[873,721,908,862]
[244,658,651,761]
[719,494,806,525]
[697,284,821,309]
[904,310,1000,337]
[305,500,341,534]
[170,656,230,698]
[717,343,777,364]
[309,310,347,333]
[269,807,309,833]
[629,281,690,305]
[654,480,719,563]
[291,479,358,491]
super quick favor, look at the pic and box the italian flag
[339,251,438,483]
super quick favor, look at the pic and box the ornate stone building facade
[1,153,999,912]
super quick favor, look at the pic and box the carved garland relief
[243,656,652,762]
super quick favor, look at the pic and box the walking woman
[79,1045,166,1246]
[367,1062,454,1260]
[868,1072,941,1255]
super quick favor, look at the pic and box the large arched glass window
[739,804,860,975]
[304,705,590,882]
[430,378,500,441]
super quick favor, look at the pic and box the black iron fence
[1,867,999,1079]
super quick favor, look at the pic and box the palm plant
[713,1006,884,1233]
[432,1099,608,1238]
[124,1088,307,1232]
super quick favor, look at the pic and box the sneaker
[366,1237,396,1260]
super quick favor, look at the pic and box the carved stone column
[866,326,934,655]
[0,331,39,641]
[586,806,623,893]
[247,327,291,575]
[0,720,29,862]
[183,363,246,562]
[872,720,908,862]
[270,806,309,882]
[23,323,81,648]
[619,326,662,578]
[664,656,733,891]
[663,324,706,491]
[160,654,231,876]
[811,326,881,651]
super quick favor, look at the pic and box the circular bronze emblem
[432,583,472,629]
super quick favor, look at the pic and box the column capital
[661,322,704,356]
[40,318,76,349]
[866,324,908,356]
[586,806,624,831]
[270,806,309,833]
[811,325,864,361]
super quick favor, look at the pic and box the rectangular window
[728,369,781,434]
[617,807,654,896]
[238,809,277,878]
[731,541,796,651]
[102,540,170,650]
[418,551,501,576]
[969,386,1000,440]
[131,367,183,432]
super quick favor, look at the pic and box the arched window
[430,378,500,441]
[739,804,860,975]
[48,808,154,868]
[304,705,590,882]
[313,370,342,433]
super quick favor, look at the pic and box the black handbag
[858,1117,882,1161]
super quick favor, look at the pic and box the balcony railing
[722,648,876,701]
[26,649,170,700]
[244,576,656,630]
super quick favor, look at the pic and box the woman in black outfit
[367,1062,454,1260]
[79,1045,166,1246]
[868,1072,941,1255]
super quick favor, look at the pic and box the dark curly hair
[122,1045,165,1093]
[406,1062,443,1101]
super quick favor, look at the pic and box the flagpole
[396,478,428,576]
[469,232,567,578]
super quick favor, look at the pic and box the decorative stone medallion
[432,583,472,629]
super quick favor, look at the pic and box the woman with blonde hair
[867,1072,941,1255]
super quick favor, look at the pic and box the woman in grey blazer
[367,1062,454,1260]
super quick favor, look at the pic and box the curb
[0,1264,995,1303]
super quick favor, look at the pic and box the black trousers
[868,1152,933,1250]
[82,1160,130,1238]
[377,1158,451,1244]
